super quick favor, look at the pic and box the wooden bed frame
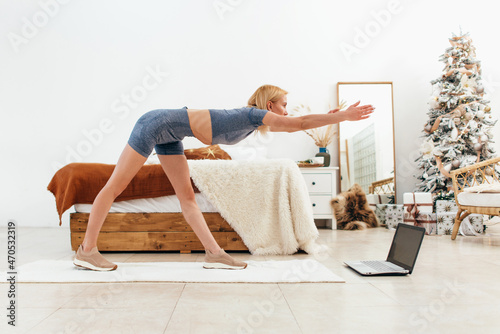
[70,212,248,253]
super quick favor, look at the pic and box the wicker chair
[369,177,395,195]
[366,177,395,211]
[450,156,500,240]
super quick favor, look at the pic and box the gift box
[435,200,458,213]
[435,199,484,235]
[385,204,404,230]
[436,212,455,235]
[436,212,484,235]
[367,194,392,211]
[403,192,433,214]
[403,192,435,235]
[459,214,484,235]
[403,212,437,235]
[375,204,388,225]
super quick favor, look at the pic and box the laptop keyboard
[361,261,402,272]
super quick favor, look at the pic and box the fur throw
[187,159,325,255]
[331,183,379,230]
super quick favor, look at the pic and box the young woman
[73,85,374,271]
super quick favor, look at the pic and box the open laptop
[344,223,426,276]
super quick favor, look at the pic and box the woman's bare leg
[81,144,147,252]
[157,154,221,254]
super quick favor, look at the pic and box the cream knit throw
[188,159,325,255]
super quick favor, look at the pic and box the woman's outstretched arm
[263,102,375,133]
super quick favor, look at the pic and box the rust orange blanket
[47,163,199,225]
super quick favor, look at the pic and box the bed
[48,145,324,255]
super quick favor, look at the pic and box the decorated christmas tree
[415,32,497,194]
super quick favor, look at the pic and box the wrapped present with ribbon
[403,192,433,216]
[385,204,404,229]
[367,194,393,210]
[404,211,437,235]
[403,192,435,235]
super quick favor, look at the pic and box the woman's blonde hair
[247,84,288,134]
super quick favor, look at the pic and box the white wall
[1,0,499,227]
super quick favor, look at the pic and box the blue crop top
[209,107,268,145]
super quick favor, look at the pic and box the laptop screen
[387,224,425,273]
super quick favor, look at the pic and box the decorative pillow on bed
[184,145,232,160]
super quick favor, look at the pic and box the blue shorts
[127,107,194,157]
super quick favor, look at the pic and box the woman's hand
[339,101,375,121]
[328,108,340,114]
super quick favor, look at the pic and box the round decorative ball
[423,172,428,179]
[424,124,432,132]
[444,164,452,173]
[474,143,483,151]
[429,97,440,109]
[481,135,489,142]
[484,106,491,112]
[477,110,485,119]
[476,85,484,94]
[464,112,473,120]
[452,159,461,168]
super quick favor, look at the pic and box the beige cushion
[462,183,500,193]
[457,192,500,207]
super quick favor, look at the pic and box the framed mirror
[337,82,396,198]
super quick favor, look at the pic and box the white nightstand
[299,167,339,229]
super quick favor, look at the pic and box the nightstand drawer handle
[312,203,316,207]
[312,182,316,185]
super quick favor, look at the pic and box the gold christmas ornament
[484,106,491,112]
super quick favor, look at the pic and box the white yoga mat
[8,259,344,283]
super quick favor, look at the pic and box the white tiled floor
[1,222,500,334]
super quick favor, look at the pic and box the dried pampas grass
[292,101,346,147]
